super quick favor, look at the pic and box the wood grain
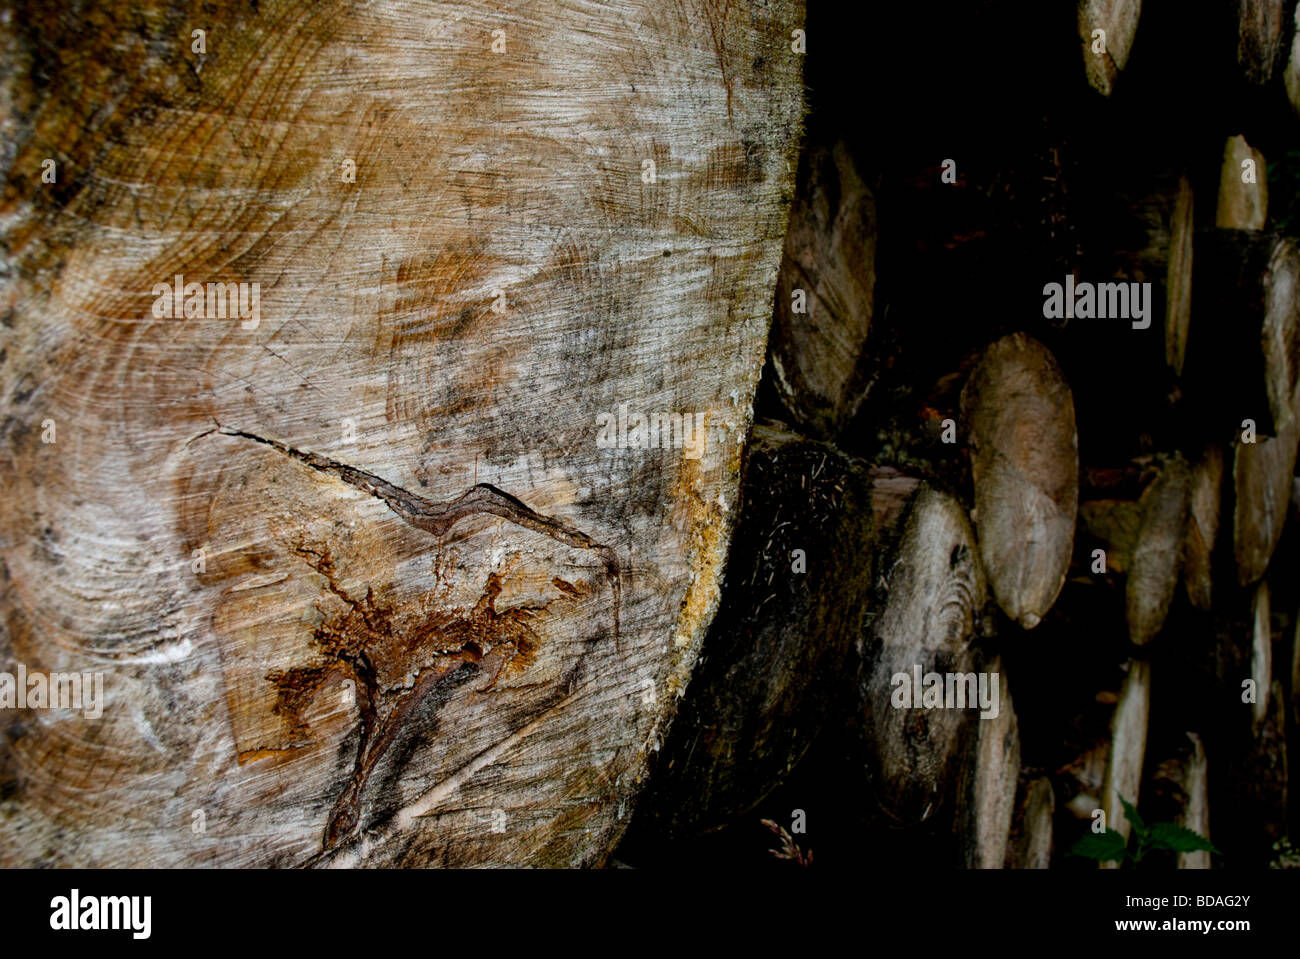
[1126,455,1190,646]
[962,333,1078,630]
[767,139,875,438]
[0,0,806,867]
[858,486,987,825]
[1078,0,1142,96]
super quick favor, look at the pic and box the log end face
[860,487,986,825]
[965,333,1078,632]
[1078,0,1142,95]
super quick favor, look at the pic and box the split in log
[962,333,1078,630]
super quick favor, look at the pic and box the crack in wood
[216,425,620,639]
[214,426,622,852]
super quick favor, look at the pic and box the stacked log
[8,0,1300,875]
[1151,732,1212,868]
[956,661,1020,869]
[1183,444,1225,610]
[767,140,877,439]
[1102,660,1152,850]
[961,334,1078,631]
[859,487,987,825]
[625,425,885,839]
[1078,0,1143,96]
[634,5,1300,867]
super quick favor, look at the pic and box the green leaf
[1069,829,1130,862]
[1119,796,1146,835]
[1147,822,1220,856]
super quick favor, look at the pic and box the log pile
[4,0,1300,872]
[622,0,1300,871]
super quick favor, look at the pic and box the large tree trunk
[0,0,805,867]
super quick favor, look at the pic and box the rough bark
[629,424,878,837]
[1237,0,1289,85]
[0,0,805,867]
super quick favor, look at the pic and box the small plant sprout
[1069,797,1217,865]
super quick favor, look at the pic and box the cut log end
[860,487,987,825]
[1078,0,1143,96]
[1101,659,1151,862]
[963,333,1078,630]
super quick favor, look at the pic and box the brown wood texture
[1183,443,1224,610]
[1126,455,1190,646]
[1237,0,1289,86]
[767,138,875,438]
[0,0,806,867]
[1078,0,1142,96]
[956,660,1019,869]
[858,486,988,825]
[1101,658,1150,857]
[962,333,1078,631]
